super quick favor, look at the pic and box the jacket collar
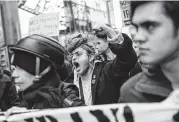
[135,71,173,97]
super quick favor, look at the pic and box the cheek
[146,35,179,64]
[149,26,175,52]
[152,35,177,53]
[155,22,177,48]
[99,44,106,50]
[96,45,102,50]
[80,56,90,66]
[22,73,34,86]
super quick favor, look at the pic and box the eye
[97,42,101,45]
[142,22,159,33]
[76,52,83,57]
[144,23,154,31]
[70,51,83,58]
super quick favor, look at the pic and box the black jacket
[19,73,85,109]
[119,70,172,103]
[0,74,19,111]
[66,33,137,105]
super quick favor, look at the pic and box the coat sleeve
[61,82,86,107]
[104,33,138,83]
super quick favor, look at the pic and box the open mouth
[73,62,80,71]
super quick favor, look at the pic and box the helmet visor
[12,51,36,75]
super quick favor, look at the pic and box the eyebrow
[72,50,83,54]
[134,20,159,26]
[141,20,158,26]
[131,22,138,28]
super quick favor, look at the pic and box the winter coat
[19,83,84,109]
[65,33,138,105]
[119,70,172,103]
[0,74,19,111]
[19,73,85,109]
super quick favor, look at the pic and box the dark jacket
[65,33,137,105]
[119,70,172,103]
[19,73,85,109]
[0,74,19,111]
[129,62,142,78]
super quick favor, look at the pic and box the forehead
[132,2,166,25]
[72,47,86,53]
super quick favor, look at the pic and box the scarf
[19,86,63,109]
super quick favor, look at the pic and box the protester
[129,41,142,77]
[119,1,179,103]
[65,24,137,105]
[94,26,141,77]
[94,28,116,62]
[9,34,84,109]
[0,66,19,111]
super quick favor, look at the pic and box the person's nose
[72,54,77,61]
[133,28,147,44]
[11,66,19,80]
[95,48,99,54]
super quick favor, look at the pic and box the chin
[140,55,155,64]
[18,88,24,92]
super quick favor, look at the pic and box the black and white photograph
[0,0,179,122]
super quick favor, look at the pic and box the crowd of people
[1,1,179,121]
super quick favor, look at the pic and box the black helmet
[9,34,65,78]
[10,34,64,68]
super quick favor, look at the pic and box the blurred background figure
[94,27,116,63]
[0,65,19,111]
[93,24,141,77]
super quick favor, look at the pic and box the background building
[0,1,20,70]
[0,0,131,70]
[18,0,121,46]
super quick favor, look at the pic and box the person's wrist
[105,28,116,38]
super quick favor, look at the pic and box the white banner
[1,90,179,122]
[119,1,131,26]
[29,13,59,37]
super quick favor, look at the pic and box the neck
[161,53,179,89]
[80,64,93,82]
[105,48,116,61]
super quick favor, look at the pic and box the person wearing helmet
[9,34,84,109]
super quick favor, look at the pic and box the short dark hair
[131,1,179,31]
[95,31,107,40]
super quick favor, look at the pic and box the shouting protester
[65,24,137,105]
